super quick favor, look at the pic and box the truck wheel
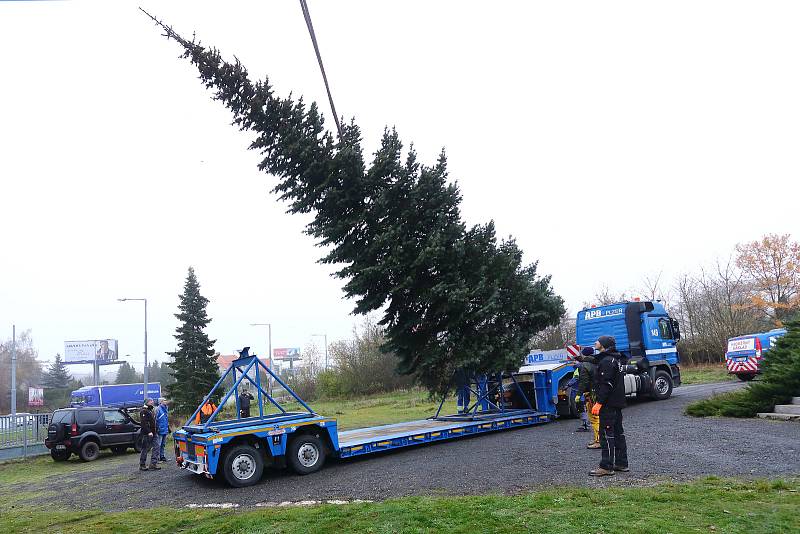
[288,435,326,475]
[51,449,71,462]
[651,370,673,400]
[79,440,101,462]
[737,374,755,381]
[223,445,264,488]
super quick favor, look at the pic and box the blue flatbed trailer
[174,352,557,487]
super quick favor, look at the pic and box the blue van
[725,328,787,380]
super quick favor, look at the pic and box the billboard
[272,347,301,361]
[28,387,44,407]
[64,339,119,363]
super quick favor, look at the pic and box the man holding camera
[588,335,629,476]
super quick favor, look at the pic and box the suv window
[76,410,101,425]
[51,410,73,424]
[103,410,126,425]
[658,318,673,339]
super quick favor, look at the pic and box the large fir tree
[145,15,564,394]
[42,353,71,389]
[167,267,220,413]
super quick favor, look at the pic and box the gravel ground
[8,381,800,511]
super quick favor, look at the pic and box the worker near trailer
[576,346,601,448]
[156,398,170,462]
[565,363,589,433]
[139,398,161,471]
[588,335,629,476]
[194,400,218,425]
[238,387,254,419]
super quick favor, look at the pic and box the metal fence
[0,413,51,460]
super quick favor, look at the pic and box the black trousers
[599,406,628,470]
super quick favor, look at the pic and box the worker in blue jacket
[588,335,629,477]
[156,398,170,463]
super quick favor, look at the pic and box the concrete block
[774,404,800,415]
[757,412,800,421]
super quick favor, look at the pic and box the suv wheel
[79,440,101,462]
[51,449,71,462]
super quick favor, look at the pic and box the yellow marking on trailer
[207,419,335,440]
[413,435,425,439]
[451,429,463,433]
[431,432,441,437]
[480,424,492,429]
[377,441,391,446]
[350,446,363,452]
[512,419,523,423]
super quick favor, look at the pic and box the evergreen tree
[115,361,142,384]
[42,353,72,389]
[146,17,564,394]
[167,267,220,413]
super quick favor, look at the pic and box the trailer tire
[288,435,326,475]
[222,444,264,488]
[737,374,755,382]
[651,370,673,400]
[50,449,71,461]
[79,440,100,462]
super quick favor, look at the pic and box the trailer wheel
[737,374,755,382]
[288,435,326,475]
[651,370,673,400]
[79,440,100,462]
[223,444,264,488]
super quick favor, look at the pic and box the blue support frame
[186,353,316,432]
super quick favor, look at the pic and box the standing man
[589,335,629,476]
[238,387,254,419]
[138,398,161,471]
[156,398,170,463]
[577,346,601,449]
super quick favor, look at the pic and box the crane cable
[299,0,343,140]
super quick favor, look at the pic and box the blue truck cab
[577,300,682,400]
[725,328,787,380]
[518,300,682,415]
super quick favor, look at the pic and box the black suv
[45,407,143,462]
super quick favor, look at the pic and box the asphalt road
[12,381,800,511]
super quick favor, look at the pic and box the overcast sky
[1,1,798,378]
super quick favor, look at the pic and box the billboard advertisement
[64,339,119,363]
[272,347,301,361]
[28,387,44,407]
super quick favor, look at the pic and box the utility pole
[11,325,17,416]
[312,333,328,371]
[250,323,272,396]
[119,298,148,403]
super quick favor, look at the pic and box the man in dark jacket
[138,398,160,471]
[589,335,629,476]
[238,388,254,419]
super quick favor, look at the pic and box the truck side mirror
[671,319,681,341]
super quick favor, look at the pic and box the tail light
[755,338,762,359]
[71,422,78,436]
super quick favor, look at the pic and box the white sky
[1,1,798,377]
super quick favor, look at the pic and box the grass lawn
[680,363,736,385]
[0,477,797,533]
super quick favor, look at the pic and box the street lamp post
[118,298,148,403]
[250,323,272,395]
[312,333,328,371]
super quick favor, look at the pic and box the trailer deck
[337,411,553,458]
